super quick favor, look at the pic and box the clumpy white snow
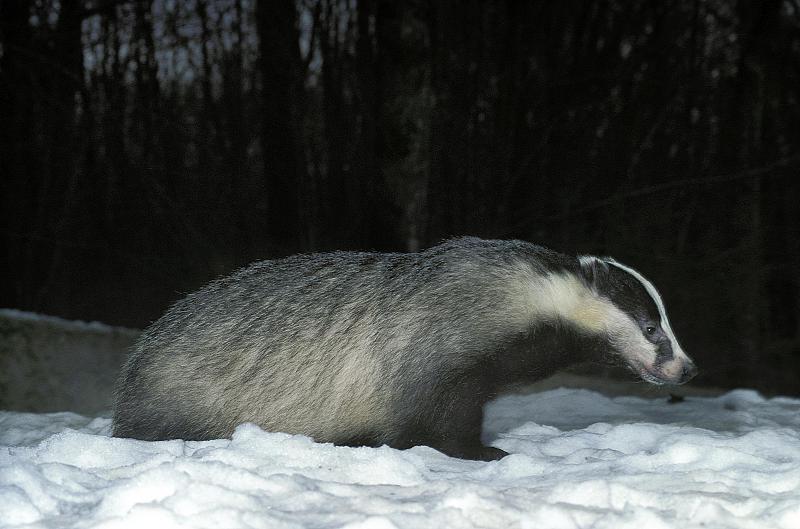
[2,388,800,529]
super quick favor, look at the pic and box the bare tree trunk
[101,7,129,236]
[256,0,305,252]
[732,0,782,381]
[319,0,348,246]
[0,0,35,306]
[354,0,398,249]
[197,0,216,175]
[35,0,85,308]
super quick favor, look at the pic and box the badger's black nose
[681,361,698,383]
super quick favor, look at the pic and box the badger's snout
[680,360,699,383]
[639,356,698,385]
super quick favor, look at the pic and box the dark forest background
[2,0,799,394]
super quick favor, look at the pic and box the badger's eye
[645,326,657,335]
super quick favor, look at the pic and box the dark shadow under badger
[113,237,697,460]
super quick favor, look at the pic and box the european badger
[113,237,697,460]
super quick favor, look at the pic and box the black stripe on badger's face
[579,256,698,385]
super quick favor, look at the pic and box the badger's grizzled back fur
[114,237,696,460]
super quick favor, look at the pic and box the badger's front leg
[398,361,508,461]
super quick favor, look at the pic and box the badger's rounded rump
[113,237,696,460]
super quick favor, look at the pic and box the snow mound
[0,309,139,414]
[2,388,800,529]
[0,309,138,334]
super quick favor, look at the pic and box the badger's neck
[491,267,613,385]
[494,318,609,387]
[503,266,610,333]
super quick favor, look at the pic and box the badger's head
[576,256,698,385]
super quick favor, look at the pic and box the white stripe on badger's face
[604,260,680,350]
[602,259,696,384]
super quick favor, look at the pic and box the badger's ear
[577,255,609,289]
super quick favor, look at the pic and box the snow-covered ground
[2,388,799,529]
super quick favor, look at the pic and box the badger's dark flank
[113,237,697,461]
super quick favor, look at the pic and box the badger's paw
[437,442,509,461]
[470,446,509,461]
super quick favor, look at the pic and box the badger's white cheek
[605,311,658,367]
